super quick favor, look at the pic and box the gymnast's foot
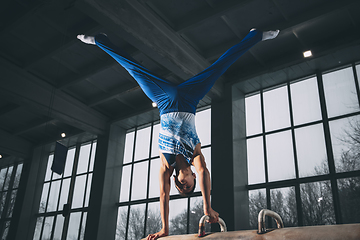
[77,34,95,45]
[262,30,280,41]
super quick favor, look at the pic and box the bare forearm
[198,168,212,213]
[159,192,170,233]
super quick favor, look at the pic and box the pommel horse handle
[198,215,227,237]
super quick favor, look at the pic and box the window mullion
[316,71,342,224]
[61,143,81,240]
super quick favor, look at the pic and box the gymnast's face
[174,172,196,194]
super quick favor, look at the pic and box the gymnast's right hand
[77,34,95,45]
[146,228,168,240]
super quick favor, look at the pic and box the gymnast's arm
[146,156,173,240]
[192,146,219,223]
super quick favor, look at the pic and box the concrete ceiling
[1,0,360,159]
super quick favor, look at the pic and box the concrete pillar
[84,124,126,240]
[232,86,249,230]
[211,84,235,231]
[11,145,51,240]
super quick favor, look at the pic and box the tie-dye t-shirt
[159,112,201,167]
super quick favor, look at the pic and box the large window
[246,64,360,228]
[34,140,96,240]
[0,162,23,239]
[116,108,211,240]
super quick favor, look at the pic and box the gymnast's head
[173,171,196,196]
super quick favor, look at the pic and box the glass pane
[84,173,92,207]
[64,148,75,177]
[0,168,7,191]
[2,221,10,240]
[151,124,160,157]
[3,166,13,190]
[295,124,328,177]
[53,215,64,240]
[128,204,146,240]
[134,127,151,161]
[80,212,87,240]
[329,116,360,173]
[131,161,149,201]
[338,177,360,224]
[169,198,187,235]
[47,180,61,212]
[247,137,265,184]
[77,144,91,174]
[266,131,296,181]
[72,175,86,208]
[189,197,210,234]
[270,187,297,227]
[13,163,23,188]
[323,67,359,118]
[290,77,322,125]
[249,189,267,229]
[39,183,49,213]
[115,206,128,240]
[42,216,54,240]
[123,132,135,164]
[7,189,17,217]
[33,217,44,240]
[89,142,97,172]
[67,212,82,240]
[195,108,211,146]
[45,155,53,181]
[146,202,162,236]
[301,181,335,226]
[0,192,7,216]
[58,178,70,211]
[119,165,131,202]
[246,94,262,136]
[263,86,291,132]
[149,158,160,198]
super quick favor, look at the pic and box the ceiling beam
[0,103,19,117]
[87,82,139,107]
[0,0,44,36]
[24,23,100,70]
[58,58,116,89]
[270,0,359,32]
[0,56,108,135]
[173,0,254,34]
[12,117,55,136]
[0,129,33,158]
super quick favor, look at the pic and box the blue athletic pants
[95,30,262,115]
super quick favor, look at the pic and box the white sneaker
[262,30,280,41]
[77,34,95,45]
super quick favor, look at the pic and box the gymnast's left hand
[146,228,168,240]
[204,207,219,223]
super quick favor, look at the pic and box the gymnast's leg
[178,29,279,105]
[77,33,174,113]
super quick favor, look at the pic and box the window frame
[245,63,360,227]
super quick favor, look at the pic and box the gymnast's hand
[146,228,168,240]
[77,34,95,45]
[204,207,219,223]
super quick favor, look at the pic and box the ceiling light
[0,155,2,159]
[61,133,66,138]
[303,50,312,58]
[152,102,157,107]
